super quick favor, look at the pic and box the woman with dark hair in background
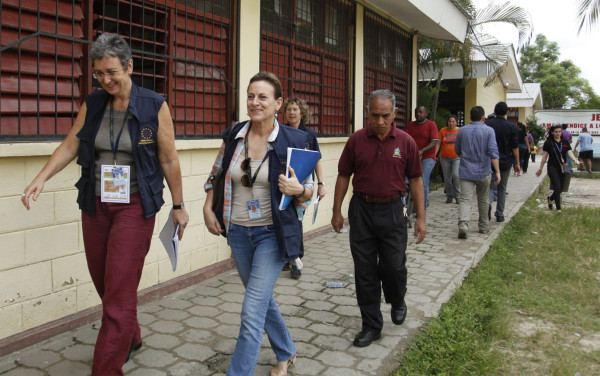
[435,115,460,204]
[281,97,324,279]
[536,124,579,213]
[22,33,189,375]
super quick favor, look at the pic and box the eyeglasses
[92,70,121,80]
[240,158,252,187]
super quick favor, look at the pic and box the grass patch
[395,184,600,376]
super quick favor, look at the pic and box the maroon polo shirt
[338,125,422,197]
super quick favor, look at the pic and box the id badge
[247,199,263,219]
[100,164,130,203]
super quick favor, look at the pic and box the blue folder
[279,147,321,210]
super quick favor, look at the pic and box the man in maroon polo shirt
[332,89,426,348]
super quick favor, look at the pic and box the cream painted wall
[464,78,506,121]
[518,106,534,123]
[237,0,261,121]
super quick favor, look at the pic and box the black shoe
[125,340,142,363]
[353,329,381,347]
[282,262,291,271]
[547,196,553,210]
[290,265,301,279]
[445,196,453,203]
[391,300,408,325]
[455,197,460,204]
[496,215,504,222]
[488,204,492,221]
[458,229,467,239]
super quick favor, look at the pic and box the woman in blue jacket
[203,72,313,376]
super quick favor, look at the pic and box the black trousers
[348,195,408,332]
[547,164,565,210]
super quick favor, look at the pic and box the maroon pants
[82,192,155,376]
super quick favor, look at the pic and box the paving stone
[128,368,167,376]
[149,320,185,334]
[174,343,216,362]
[181,329,214,343]
[316,350,357,367]
[60,344,93,362]
[39,334,76,352]
[159,297,194,310]
[304,310,339,324]
[2,367,45,376]
[155,308,190,321]
[303,300,336,311]
[306,323,345,336]
[311,335,352,351]
[143,333,181,349]
[16,349,61,368]
[46,360,90,376]
[186,305,220,317]
[184,316,219,329]
[190,295,222,306]
[134,348,177,367]
[169,361,212,376]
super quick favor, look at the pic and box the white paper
[159,209,179,271]
[312,195,320,224]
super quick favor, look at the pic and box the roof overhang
[507,83,544,109]
[365,0,469,42]
[498,45,522,93]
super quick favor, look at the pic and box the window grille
[364,9,412,128]
[260,0,354,135]
[0,0,234,139]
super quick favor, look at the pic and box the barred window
[0,0,234,139]
[364,9,412,128]
[261,0,354,135]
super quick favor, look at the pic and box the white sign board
[535,109,600,135]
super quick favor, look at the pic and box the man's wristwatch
[317,181,325,186]
[173,202,185,210]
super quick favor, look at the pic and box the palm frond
[472,2,533,51]
[577,0,600,34]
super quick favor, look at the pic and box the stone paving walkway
[0,162,546,376]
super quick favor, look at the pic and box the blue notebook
[279,147,321,210]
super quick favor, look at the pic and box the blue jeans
[226,224,296,376]
[488,169,510,218]
[421,158,435,208]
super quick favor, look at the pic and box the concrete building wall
[464,78,507,120]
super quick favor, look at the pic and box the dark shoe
[125,340,142,363]
[455,197,460,204]
[445,196,453,203]
[496,215,504,223]
[353,329,381,347]
[290,265,301,279]
[391,300,408,325]
[458,229,467,239]
[282,262,291,271]
[547,196,553,210]
[488,204,492,221]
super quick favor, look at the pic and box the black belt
[355,192,404,203]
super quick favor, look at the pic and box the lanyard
[551,139,565,164]
[109,98,129,165]
[244,136,270,186]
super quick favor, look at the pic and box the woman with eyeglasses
[203,72,313,376]
[21,33,189,375]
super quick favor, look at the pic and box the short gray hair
[90,33,132,70]
[367,89,396,111]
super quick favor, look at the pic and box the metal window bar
[364,9,412,128]
[260,0,354,136]
[0,0,234,140]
